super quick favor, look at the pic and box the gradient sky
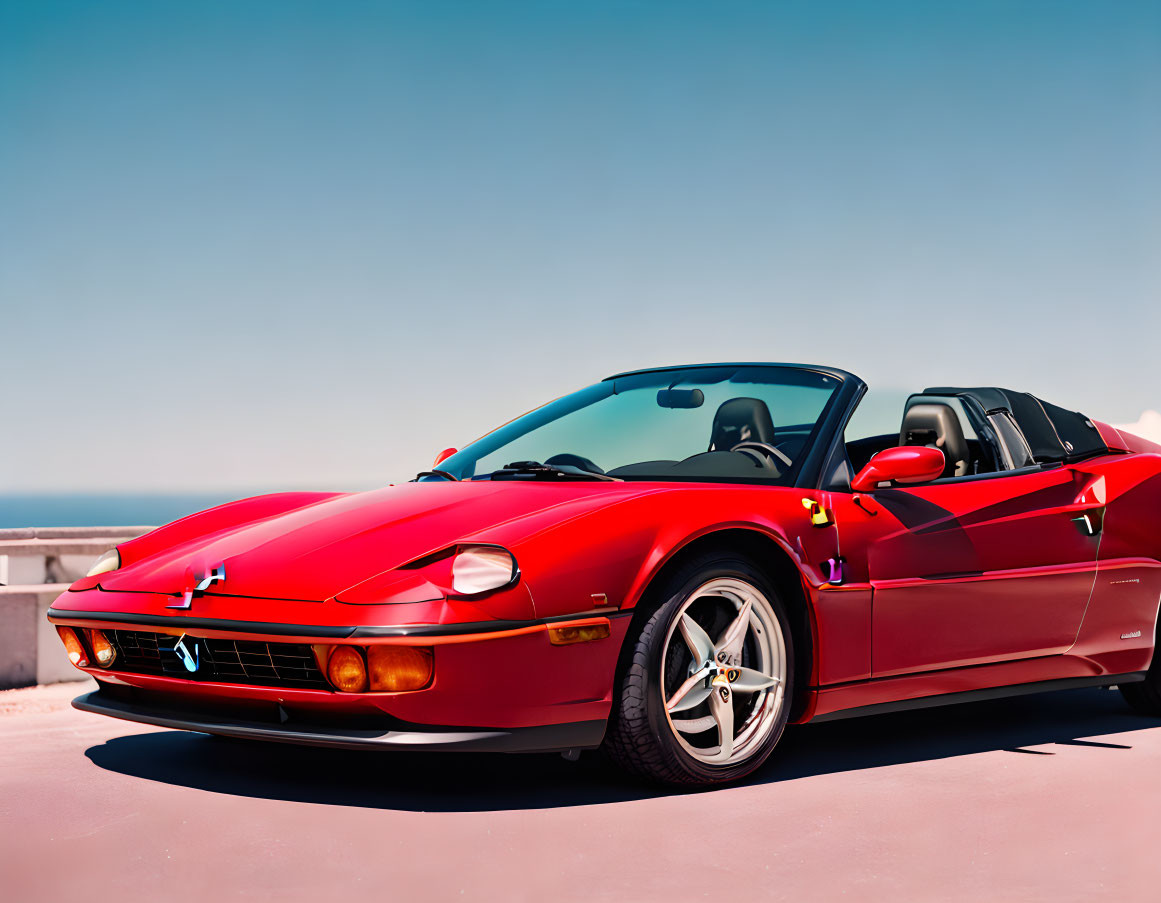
[2,1,1159,492]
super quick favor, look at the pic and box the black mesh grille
[106,629,331,690]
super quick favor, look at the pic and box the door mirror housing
[433,447,457,467]
[851,446,945,492]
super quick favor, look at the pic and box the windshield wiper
[413,469,460,482]
[489,461,621,482]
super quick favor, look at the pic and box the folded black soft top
[922,386,1109,463]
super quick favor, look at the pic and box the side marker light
[548,622,611,646]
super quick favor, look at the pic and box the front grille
[106,629,331,690]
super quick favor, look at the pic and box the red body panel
[1094,420,1161,456]
[840,464,1104,676]
[49,447,1161,733]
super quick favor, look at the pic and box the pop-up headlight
[450,545,518,595]
[86,549,121,577]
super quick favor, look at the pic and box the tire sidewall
[638,555,795,784]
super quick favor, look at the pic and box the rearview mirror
[433,448,457,467]
[851,446,945,492]
[656,388,704,409]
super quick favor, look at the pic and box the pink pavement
[2,680,1158,902]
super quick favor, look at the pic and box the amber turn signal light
[57,627,89,668]
[367,645,434,691]
[326,645,369,693]
[547,622,611,646]
[86,629,116,668]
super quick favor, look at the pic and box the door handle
[1070,509,1103,536]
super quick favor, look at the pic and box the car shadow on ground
[84,687,1158,812]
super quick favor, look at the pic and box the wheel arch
[615,527,817,722]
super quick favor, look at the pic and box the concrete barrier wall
[0,526,152,689]
[0,585,74,687]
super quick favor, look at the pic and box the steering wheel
[731,441,793,470]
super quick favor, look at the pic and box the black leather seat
[899,402,969,478]
[709,398,777,451]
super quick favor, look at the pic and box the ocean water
[0,493,264,529]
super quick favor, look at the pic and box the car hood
[99,480,663,602]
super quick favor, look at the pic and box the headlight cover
[86,549,121,577]
[450,545,518,595]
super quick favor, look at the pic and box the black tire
[603,551,795,786]
[1120,649,1161,715]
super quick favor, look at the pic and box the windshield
[433,366,842,484]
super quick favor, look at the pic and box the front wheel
[603,554,794,785]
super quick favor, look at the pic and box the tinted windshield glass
[435,366,842,484]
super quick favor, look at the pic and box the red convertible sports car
[50,363,1161,785]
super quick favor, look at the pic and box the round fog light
[368,645,433,692]
[326,646,368,693]
[87,629,116,667]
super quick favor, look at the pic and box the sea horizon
[0,491,291,530]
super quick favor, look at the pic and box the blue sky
[2,1,1159,491]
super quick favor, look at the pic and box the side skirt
[810,672,1146,723]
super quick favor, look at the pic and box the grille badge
[173,634,199,673]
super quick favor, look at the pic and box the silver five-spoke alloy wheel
[660,577,787,765]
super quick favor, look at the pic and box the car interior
[845,395,1005,480]
[601,396,812,480]
[521,391,1026,486]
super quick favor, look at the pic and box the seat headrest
[900,402,969,478]
[710,397,776,451]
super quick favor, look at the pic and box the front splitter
[73,690,607,754]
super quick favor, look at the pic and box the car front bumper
[48,597,633,738]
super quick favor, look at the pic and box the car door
[836,463,1104,678]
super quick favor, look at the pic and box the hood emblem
[168,563,226,610]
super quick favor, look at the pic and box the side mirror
[433,447,457,467]
[851,446,945,493]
